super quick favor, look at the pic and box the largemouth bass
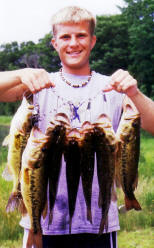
[94,114,116,234]
[20,127,50,248]
[46,113,70,226]
[116,104,141,211]
[3,97,34,212]
[80,121,95,224]
[64,128,82,234]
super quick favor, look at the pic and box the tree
[37,33,60,72]
[90,15,129,75]
[121,0,154,98]
[0,42,21,71]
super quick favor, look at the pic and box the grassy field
[0,116,12,126]
[0,117,153,247]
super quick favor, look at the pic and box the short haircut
[51,6,96,37]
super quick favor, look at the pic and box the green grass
[139,130,154,178]
[118,228,154,248]
[0,116,12,126]
[117,176,154,231]
[0,162,23,247]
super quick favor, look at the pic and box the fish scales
[47,125,67,225]
[3,97,34,213]
[20,127,50,248]
[116,104,141,211]
[64,128,82,234]
[94,114,116,234]
[46,113,70,226]
[80,122,95,224]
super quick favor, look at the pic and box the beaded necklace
[59,68,92,88]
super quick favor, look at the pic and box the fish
[2,97,34,213]
[20,127,50,248]
[64,128,82,234]
[80,121,95,224]
[45,113,70,226]
[115,104,141,211]
[93,114,116,234]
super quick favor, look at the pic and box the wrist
[11,69,23,85]
[127,88,140,99]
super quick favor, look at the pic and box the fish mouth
[124,113,140,120]
[54,113,70,126]
[94,114,112,127]
[124,104,140,120]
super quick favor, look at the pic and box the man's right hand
[17,68,55,93]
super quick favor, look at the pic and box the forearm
[0,70,27,101]
[0,70,22,91]
[0,85,27,102]
[0,68,54,102]
[129,89,154,135]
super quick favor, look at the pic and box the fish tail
[125,196,142,211]
[98,191,102,208]
[99,218,108,234]
[19,199,27,216]
[69,218,72,234]
[6,192,23,213]
[48,211,53,228]
[27,230,43,248]
[87,208,92,224]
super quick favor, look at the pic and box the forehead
[54,21,91,37]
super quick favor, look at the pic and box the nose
[69,35,78,46]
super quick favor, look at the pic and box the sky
[0,0,126,45]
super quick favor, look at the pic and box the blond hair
[51,6,96,37]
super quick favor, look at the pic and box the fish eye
[42,147,47,152]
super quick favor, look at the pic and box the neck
[62,65,91,76]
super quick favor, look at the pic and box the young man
[2,5,153,248]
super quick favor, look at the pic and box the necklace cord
[59,68,92,88]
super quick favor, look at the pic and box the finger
[34,70,55,89]
[110,69,124,82]
[122,78,137,91]
[114,71,129,85]
[103,84,114,92]
[23,79,36,93]
[39,74,55,89]
[20,71,41,93]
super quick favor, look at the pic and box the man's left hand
[103,69,138,97]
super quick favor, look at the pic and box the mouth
[66,50,82,56]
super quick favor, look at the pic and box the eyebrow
[59,31,88,37]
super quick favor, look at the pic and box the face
[51,21,96,74]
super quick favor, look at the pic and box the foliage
[37,33,61,72]
[90,15,129,75]
[121,0,154,98]
[0,160,23,247]
[0,101,20,116]
[118,228,154,248]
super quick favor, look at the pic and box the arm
[104,69,154,135]
[129,90,154,134]
[0,68,54,102]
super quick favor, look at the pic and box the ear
[51,38,58,51]
[91,35,96,50]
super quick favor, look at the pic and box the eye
[78,33,86,38]
[60,35,70,40]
